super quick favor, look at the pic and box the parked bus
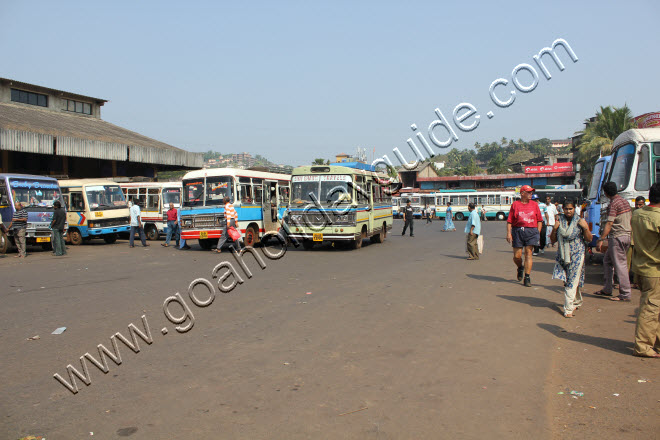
[179,168,291,249]
[398,193,422,218]
[285,163,394,249]
[58,179,130,245]
[584,155,612,246]
[119,182,182,240]
[604,127,660,206]
[433,190,515,220]
[0,174,66,253]
[392,196,401,218]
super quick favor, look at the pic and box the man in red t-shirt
[507,185,543,286]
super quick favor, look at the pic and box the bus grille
[194,214,216,228]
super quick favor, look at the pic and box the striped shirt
[606,194,632,238]
[12,208,28,230]
[224,202,237,224]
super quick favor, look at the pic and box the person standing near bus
[630,183,660,358]
[425,205,432,224]
[215,196,240,252]
[162,203,179,247]
[443,202,456,232]
[50,200,67,256]
[8,201,28,258]
[465,203,481,260]
[532,194,546,256]
[401,200,414,237]
[545,196,557,248]
[129,198,149,248]
[507,186,543,287]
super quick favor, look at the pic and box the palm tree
[576,105,634,175]
[312,158,326,165]
[488,152,508,174]
[500,137,508,147]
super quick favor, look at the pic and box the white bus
[179,168,291,249]
[433,190,516,220]
[398,193,423,218]
[119,182,182,240]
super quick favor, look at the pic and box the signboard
[524,162,573,174]
[292,175,352,182]
[633,112,660,129]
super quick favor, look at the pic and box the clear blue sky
[1,0,659,166]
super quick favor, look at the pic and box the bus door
[262,180,279,233]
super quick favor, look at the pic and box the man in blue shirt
[465,202,481,260]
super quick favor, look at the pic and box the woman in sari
[443,202,456,231]
[550,199,593,318]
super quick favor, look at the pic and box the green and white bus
[285,163,394,250]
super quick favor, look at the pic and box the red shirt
[507,200,543,228]
[166,208,178,221]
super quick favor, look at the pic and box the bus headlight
[88,222,96,228]
[182,219,193,228]
[290,214,302,223]
[215,216,224,226]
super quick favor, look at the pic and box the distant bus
[58,179,130,245]
[398,193,422,218]
[285,163,393,249]
[120,182,182,240]
[392,196,401,218]
[179,168,290,249]
[584,155,611,246]
[0,173,66,253]
[434,191,515,220]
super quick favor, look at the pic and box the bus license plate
[199,231,208,239]
[313,233,323,242]
[36,237,50,243]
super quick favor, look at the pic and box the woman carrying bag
[550,199,593,318]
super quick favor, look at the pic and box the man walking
[594,183,632,301]
[630,183,660,358]
[50,200,67,256]
[162,203,179,247]
[8,201,28,258]
[425,205,433,223]
[401,199,414,237]
[545,196,557,247]
[507,185,543,286]
[129,198,149,248]
[465,203,481,260]
[214,196,240,253]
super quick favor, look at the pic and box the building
[0,78,202,178]
[551,139,571,148]
[416,171,576,190]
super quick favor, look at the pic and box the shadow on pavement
[496,295,560,312]
[537,323,632,355]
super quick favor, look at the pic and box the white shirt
[546,204,557,226]
[130,204,141,227]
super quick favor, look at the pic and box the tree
[312,158,326,165]
[488,152,508,174]
[576,105,634,176]
[500,137,508,147]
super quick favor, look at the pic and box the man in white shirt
[545,196,557,247]
[129,198,149,248]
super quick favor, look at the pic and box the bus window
[183,180,204,206]
[450,196,458,204]
[609,143,636,191]
[0,182,7,207]
[71,192,85,211]
[656,159,660,185]
[255,186,263,203]
[239,184,253,203]
[206,177,232,205]
[279,183,290,205]
[147,194,160,210]
[62,194,69,210]
[635,145,650,191]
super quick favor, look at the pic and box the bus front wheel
[104,234,118,244]
[352,229,366,249]
[145,225,159,241]
[454,212,465,221]
[198,238,217,250]
[0,231,12,254]
[244,226,258,247]
[302,240,314,250]
[371,223,386,243]
[68,229,83,246]
[496,212,506,221]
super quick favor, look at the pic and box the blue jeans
[165,221,179,245]
[130,225,147,247]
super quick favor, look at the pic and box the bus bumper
[181,229,224,240]
[88,225,130,236]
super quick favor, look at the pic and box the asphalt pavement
[1,219,657,439]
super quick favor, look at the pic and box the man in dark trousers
[50,200,67,256]
[401,199,414,237]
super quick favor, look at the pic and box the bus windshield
[587,160,606,200]
[85,185,127,211]
[291,175,352,205]
[162,188,181,206]
[609,143,636,191]
[8,178,63,209]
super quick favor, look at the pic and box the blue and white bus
[180,168,291,249]
[584,155,611,246]
[0,173,66,253]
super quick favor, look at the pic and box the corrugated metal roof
[0,102,202,168]
[0,77,107,103]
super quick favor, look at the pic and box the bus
[604,127,660,206]
[179,168,291,249]
[58,179,130,245]
[398,193,422,218]
[119,182,182,240]
[584,155,611,245]
[392,196,401,218]
[433,190,515,220]
[0,174,66,253]
[285,163,394,249]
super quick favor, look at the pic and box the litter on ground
[51,327,67,335]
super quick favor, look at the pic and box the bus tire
[103,234,118,244]
[371,223,386,243]
[0,231,12,254]
[145,225,159,241]
[455,212,464,221]
[496,212,506,221]
[244,225,258,247]
[352,227,366,249]
[68,229,83,246]
[198,238,217,250]
[302,239,314,250]
[41,242,53,251]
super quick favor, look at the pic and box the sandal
[212,249,222,253]
[592,290,612,297]
[609,297,631,302]
[564,313,574,318]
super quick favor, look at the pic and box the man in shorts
[507,185,544,287]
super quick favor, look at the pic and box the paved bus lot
[1,221,658,439]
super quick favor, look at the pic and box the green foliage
[312,158,326,165]
[487,152,508,174]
